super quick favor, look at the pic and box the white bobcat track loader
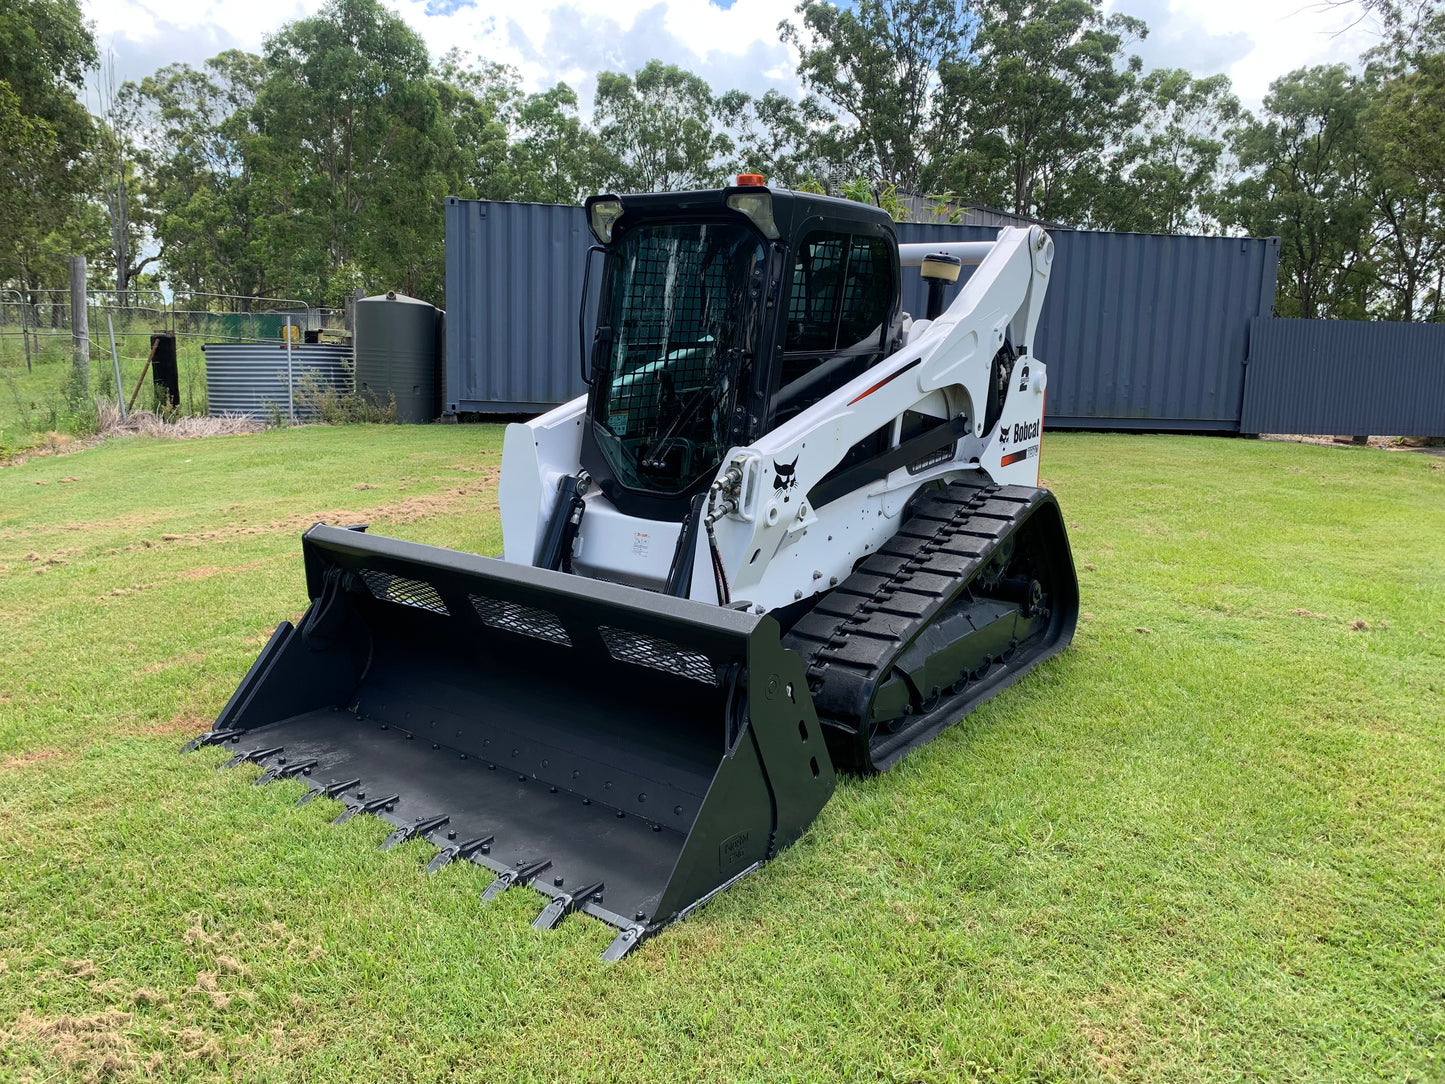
[189,179,1079,959]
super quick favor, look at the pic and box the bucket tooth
[600,924,649,962]
[254,758,319,785]
[296,778,361,807]
[380,814,450,851]
[426,836,494,873]
[532,882,604,930]
[332,792,399,825]
[180,730,230,753]
[221,745,283,770]
[481,858,552,903]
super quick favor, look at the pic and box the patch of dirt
[4,1008,136,1073]
[0,469,498,549]
[443,457,498,472]
[1262,433,1445,454]
[1,748,67,771]
[1261,433,1396,450]
[0,431,94,469]
[138,651,206,675]
[188,969,248,1010]
[105,583,156,597]
[3,1001,231,1078]
[64,959,99,978]
[128,712,209,738]
[182,920,220,950]
[1292,608,1329,619]
[1350,620,1370,631]
[1080,1018,1139,1077]
[180,1030,223,1064]
[111,471,499,548]
[215,955,248,977]
[176,558,278,582]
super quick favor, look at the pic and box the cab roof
[587,185,897,241]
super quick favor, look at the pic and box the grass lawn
[0,427,1441,1082]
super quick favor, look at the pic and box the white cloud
[84,0,1385,116]
[1108,0,1382,109]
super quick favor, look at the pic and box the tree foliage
[4,0,1443,325]
[593,61,733,192]
[0,0,100,288]
[944,0,1145,222]
[1091,69,1242,234]
[1222,66,1377,319]
[782,0,974,193]
[1363,10,1445,319]
[121,51,266,299]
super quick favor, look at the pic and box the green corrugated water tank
[355,291,442,423]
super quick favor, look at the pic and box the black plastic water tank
[354,292,440,423]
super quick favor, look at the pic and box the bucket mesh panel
[470,595,572,646]
[599,626,718,685]
[358,570,449,615]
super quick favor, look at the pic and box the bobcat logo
[772,457,798,493]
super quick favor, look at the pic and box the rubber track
[782,478,1050,755]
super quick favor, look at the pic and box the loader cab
[580,182,903,522]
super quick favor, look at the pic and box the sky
[80,0,1382,118]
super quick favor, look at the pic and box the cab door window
[776,230,893,421]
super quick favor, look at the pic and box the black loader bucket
[187,524,836,959]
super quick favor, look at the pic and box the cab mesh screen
[785,232,892,352]
[604,231,734,442]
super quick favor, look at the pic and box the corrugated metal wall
[445,198,1280,430]
[203,342,353,419]
[445,198,592,412]
[896,224,1280,429]
[1241,317,1445,435]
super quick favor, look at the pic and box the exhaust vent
[470,595,572,646]
[599,626,718,685]
[358,570,449,615]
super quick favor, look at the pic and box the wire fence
[0,290,350,441]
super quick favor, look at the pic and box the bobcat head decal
[772,457,799,493]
